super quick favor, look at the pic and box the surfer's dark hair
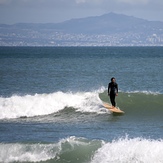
[111,77,115,81]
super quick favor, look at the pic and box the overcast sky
[0,0,163,24]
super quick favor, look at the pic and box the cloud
[75,0,102,4]
[0,0,11,5]
[76,0,86,4]
[0,0,153,7]
[75,0,149,6]
[116,0,149,5]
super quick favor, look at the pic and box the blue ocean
[0,46,163,163]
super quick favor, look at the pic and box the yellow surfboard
[103,102,124,114]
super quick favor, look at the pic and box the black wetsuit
[108,82,118,107]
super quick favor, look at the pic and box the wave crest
[92,137,163,163]
[0,89,106,119]
[0,136,103,163]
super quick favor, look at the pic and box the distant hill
[54,12,163,34]
[0,12,163,46]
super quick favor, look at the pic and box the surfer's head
[111,77,116,82]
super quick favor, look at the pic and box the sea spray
[91,137,163,163]
[0,136,103,163]
[1,136,163,163]
[0,88,106,119]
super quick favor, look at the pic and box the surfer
[108,77,118,107]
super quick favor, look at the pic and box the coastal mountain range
[52,12,163,34]
[0,12,163,46]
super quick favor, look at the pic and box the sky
[0,0,163,24]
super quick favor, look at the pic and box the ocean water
[0,46,163,163]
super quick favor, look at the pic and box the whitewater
[0,89,107,120]
[1,136,163,163]
[1,88,162,120]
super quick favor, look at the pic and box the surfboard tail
[103,102,124,114]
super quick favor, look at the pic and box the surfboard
[103,102,124,114]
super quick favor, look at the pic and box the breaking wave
[0,88,105,119]
[1,136,163,163]
[0,88,162,119]
[92,137,163,163]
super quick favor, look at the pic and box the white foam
[0,88,106,119]
[0,143,57,163]
[91,137,163,163]
[126,90,160,95]
[1,136,163,163]
[0,136,103,163]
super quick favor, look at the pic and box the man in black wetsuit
[108,77,118,107]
